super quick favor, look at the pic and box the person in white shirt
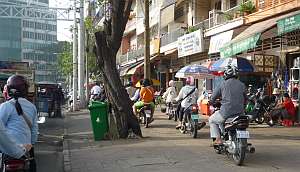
[163,80,177,115]
[90,82,102,100]
[175,76,198,129]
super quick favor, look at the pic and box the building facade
[0,0,58,82]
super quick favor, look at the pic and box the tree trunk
[94,31,142,138]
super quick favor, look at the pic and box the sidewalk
[63,109,300,172]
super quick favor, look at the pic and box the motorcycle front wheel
[232,138,247,166]
[191,121,198,138]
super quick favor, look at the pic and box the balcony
[160,28,186,47]
[246,0,300,23]
[119,47,145,64]
[193,6,241,31]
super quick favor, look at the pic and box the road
[35,117,64,172]
[65,109,300,172]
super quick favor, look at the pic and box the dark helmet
[223,65,238,80]
[7,75,29,97]
[142,78,151,87]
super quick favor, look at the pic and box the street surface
[64,109,300,172]
[35,116,64,172]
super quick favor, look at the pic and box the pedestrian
[270,93,296,127]
[90,81,102,101]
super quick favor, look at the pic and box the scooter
[0,152,33,172]
[179,104,206,138]
[137,103,153,128]
[211,103,255,165]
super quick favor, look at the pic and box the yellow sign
[150,39,160,55]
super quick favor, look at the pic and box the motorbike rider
[126,81,137,99]
[132,79,155,117]
[162,80,177,115]
[209,65,246,145]
[90,81,102,100]
[175,76,199,129]
[0,75,38,171]
[0,120,32,158]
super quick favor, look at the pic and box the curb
[63,128,71,172]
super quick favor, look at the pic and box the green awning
[220,33,260,58]
[277,13,300,35]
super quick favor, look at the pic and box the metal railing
[160,28,186,47]
[118,47,145,64]
[193,6,241,30]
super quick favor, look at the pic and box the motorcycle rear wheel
[191,123,198,138]
[232,138,247,166]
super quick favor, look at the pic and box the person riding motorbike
[0,75,38,171]
[132,79,155,117]
[0,120,32,159]
[162,80,177,115]
[209,65,246,145]
[90,82,102,101]
[174,76,199,129]
[126,81,137,100]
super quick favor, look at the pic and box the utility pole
[72,0,78,111]
[78,0,85,108]
[144,0,151,79]
[85,1,93,103]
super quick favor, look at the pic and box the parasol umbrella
[175,64,214,79]
[210,57,254,72]
[135,79,160,87]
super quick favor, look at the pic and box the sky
[49,0,73,42]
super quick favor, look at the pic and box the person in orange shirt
[132,79,155,116]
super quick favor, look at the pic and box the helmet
[223,65,238,80]
[186,76,194,85]
[168,80,174,87]
[142,78,151,87]
[7,75,29,97]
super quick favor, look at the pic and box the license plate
[236,131,250,138]
[191,114,199,120]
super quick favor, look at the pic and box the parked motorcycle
[246,88,274,124]
[137,103,153,128]
[211,103,255,165]
[0,152,33,172]
[179,104,206,138]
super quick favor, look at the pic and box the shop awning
[220,11,300,58]
[126,55,160,76]
[277,12,300,35]
[209,30,234,54]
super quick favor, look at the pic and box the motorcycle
[179,104,206,138]
[137,103,153,128]
[165,102,179,120]
[0,152,33,172]
[211,103,255,165]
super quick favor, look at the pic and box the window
[229,0,237,8]
[215,0,221,10]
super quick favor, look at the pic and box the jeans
[209,111,225,138]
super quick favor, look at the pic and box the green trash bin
[88,101,109,141]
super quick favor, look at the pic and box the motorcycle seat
[225,114,248,124]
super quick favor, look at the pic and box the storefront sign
[277,13,300,35]
[209,30,233,54]
[150,39,160,55]
[220,33,261,58]
[177,29,203,58]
